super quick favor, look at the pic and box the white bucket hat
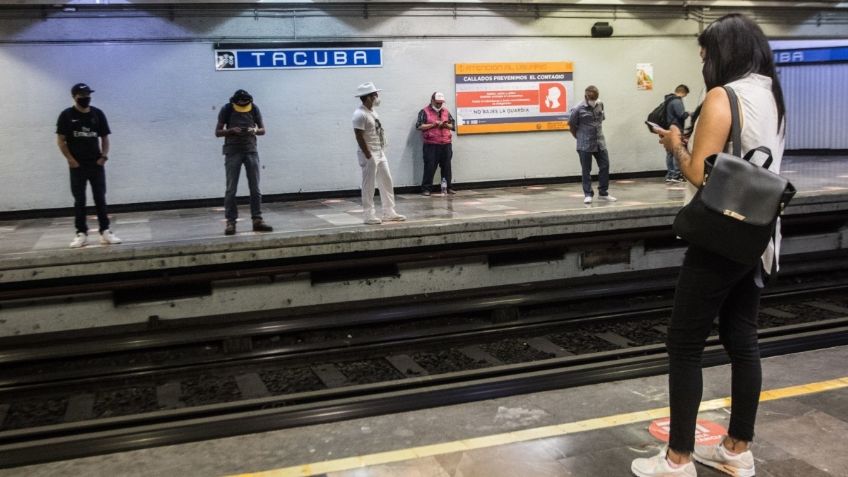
[354,82,382,97]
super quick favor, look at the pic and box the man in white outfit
[352,82,406,225]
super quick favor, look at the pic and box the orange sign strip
[455,61,573,75]
[457,122,569,134]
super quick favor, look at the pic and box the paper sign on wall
[637,63,654,90]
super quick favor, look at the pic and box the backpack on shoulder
[646,96,675,129]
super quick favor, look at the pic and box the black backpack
[647,96,675,129]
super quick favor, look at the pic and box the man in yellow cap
[215,89,273,235]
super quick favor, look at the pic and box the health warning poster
[455,62,573,135]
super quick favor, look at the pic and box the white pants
[358,151,397,219]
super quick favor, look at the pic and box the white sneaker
[693,441,755,477]
[69,232,88,248]
[599,194,618,201]
[583,196,593,204]
[100,229,122,245]
[631,449,697,477]
[383,213,406,222]
[364,217,382,225]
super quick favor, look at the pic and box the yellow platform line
[228,376,848,477]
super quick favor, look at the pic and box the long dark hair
[698,14,785,131]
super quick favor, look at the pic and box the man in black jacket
[664,84,690,183]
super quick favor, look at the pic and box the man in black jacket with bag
[663,84,690,183]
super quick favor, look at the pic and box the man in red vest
[416,92,456,196]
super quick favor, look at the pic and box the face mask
[587,99,597,107]
[76,97,91,108]
[432,104,443,111]
[372,97,381,107]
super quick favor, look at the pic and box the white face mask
[372,97,381,107]
[586,99,597,107]
[432,103,443,111]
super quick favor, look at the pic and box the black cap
[71,83,94,95]
[231,89,252,102]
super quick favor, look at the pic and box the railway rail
[1,258,848,468]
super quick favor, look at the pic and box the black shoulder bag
[672,86,796,266]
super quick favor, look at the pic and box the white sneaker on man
[599,194,617,201]
[364,216,382,225]
[383,213,406,222]
[583,196,593,204]
[69,232,88,248]
[693,441,755,477]
[631,449,697,477]
[99,229,122,245]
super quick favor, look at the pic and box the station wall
[0,6,842,211]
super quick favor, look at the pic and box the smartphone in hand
[645,121,661,133]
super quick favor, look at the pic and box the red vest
[422,105,453,145]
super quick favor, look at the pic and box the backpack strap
[222,102,234,126]
[722,86,742,157]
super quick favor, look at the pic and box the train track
[1,261,848,468]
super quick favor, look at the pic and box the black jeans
[667,245,763,453]
[69,163,110,234]
[421,143,453,191]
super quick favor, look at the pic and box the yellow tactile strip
[228,376,848,477]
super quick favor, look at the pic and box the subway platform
[0,155,847,339]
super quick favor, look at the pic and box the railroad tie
[525,337,574,357]
[805,301,848,315]
[594,332,634,348]
[458,346,503,366]
[386,354,429,377]
[64,394,95,422]
[156,381,184,410]
[311,364,350,388]
[235,373,271,399]
[759,307,797,319]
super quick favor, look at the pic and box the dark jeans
[224,151,262,222]
[421,143,453,191]
[69,163,109,234]
[667,245,763,453]
[666,151,681,179]
[577,149,610,197]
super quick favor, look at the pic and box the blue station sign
[773,46,848,66]
[215,44,383,71]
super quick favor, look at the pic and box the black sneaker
[252,219,273,232]
[225,222,236,235]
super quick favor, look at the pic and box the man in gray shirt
[568,85,616,204]
[215,89,273,235]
